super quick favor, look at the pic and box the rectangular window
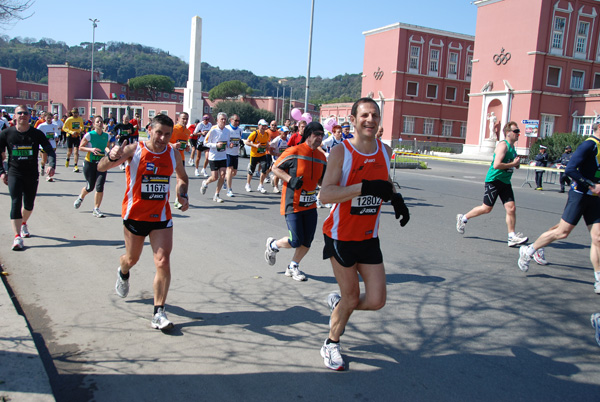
[160,110,168,116]
[442,120,453,137]
[445,87,457,101]
[423,118,434,135]
[409,46,420,72]
[41,93,48,100]
[156,92,162,97]
[426,84,438,99]
[463,89,470,103]
[78,107,85,116]
[91,107,96,116]
[31,92,39,100]
[460,122,467,138]
[576,117,593,135]
[466,55,473,78]
[19,90,28,99]
[541,115,555,138]
[406,81,418,96]
[552,16,566,50]
[179,95,183,101]
[594,73,600,89]
[429,49,439,74]
[148,110,156,118]
[448,52,458,76]
[547,66,562,87]
[571,70,585,90]
[403,116,415,133]
[171,94,177,100]
[576,21,589,54]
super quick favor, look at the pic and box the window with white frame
[148,110,156,118]
[19,90,28,99]
[409,46,420,73]
[575,117,593,135]
[78,107,85,116]
[466,55,473,79]
[448,52,458,77]
[442,120,453,136]
[552,16,566,52]
[91,107,96,116]
[547,66,562,87]
[463,89,470,103]
[541,115,555,138]
[424,118,434,135]
[204,105,210,113]
[406,81,418,97]
[460,122,467,138]
[171,94,177,100]
[575,21,589,56]
[426,84,438,99]
[31,92,39,100]
[160,110,168,116]
[403,116,415,133]
[571,70,585,90]
[445,87,457,101]
[429,49,439,75]
[594,73,600,89]
[41,93,48,100]
[338,117,346,124]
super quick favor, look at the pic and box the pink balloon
[324,123,333,132]
[291,108,303,121]
[301,112,312,123]
[325,117,337,128]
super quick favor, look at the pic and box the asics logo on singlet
[364,158,375,164]
[359,207,378,214]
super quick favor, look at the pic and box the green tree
[128,74,174,101]
[213,100,274,124]
[528,132,586,161]
[208,80,253,102]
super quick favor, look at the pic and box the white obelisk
[183,16,203,121]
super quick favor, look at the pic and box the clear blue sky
[4,0,477,79]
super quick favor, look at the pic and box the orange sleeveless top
[122,141,177,222]
[322,139,390,241]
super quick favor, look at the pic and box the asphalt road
[1,150,599,401]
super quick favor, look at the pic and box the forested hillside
[0,35,361,105]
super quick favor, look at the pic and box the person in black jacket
[534,145,549,190]
[556,145,573,193]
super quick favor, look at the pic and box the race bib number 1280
[350,195,381,215]
[141,175,170,200]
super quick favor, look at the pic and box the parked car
[238,124,257,158]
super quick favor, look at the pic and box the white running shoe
[316,199,323,208]
[456,214,466,234]
[46,176,54,182]
[194,168,200,177]
[201,168,208,177]
[508,232,528,247]
[595,281,600,295]
[115,267,129,298]
[518,246,532,272]
[320,340,344,371]
[119,164,125,170]
[151,307,174,331]
[20,223,30,238]
[200,180,208,195]
[188,158,194,166]
[227,189,234,197]
[12,236,23,251]
[273,187,280,194]
[173,201,182,210]
[92,208,105,218]
[264,237,278,265]
[245,183,252,192]
[533,248,548,265]
[257,185,266,194]
[591,313,600,347]
[285,265,306,281]
[74,197,83,209]
[264,176,270,184]
[213,194,224,203]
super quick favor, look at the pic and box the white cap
[258,119,268,126]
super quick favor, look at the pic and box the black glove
[361,179,393,202]
[288,175,304,190]
[391,193,410,227]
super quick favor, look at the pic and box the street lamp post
[304,0,315,114]
[89,18,99,118]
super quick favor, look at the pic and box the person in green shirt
[73,116,112,217]
[456,121,528,247]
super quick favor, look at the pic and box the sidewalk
[0,266,55,401]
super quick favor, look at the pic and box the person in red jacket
[264,122,327,281]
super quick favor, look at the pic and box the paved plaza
[1,149,599,401]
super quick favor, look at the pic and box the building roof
[363,22,474,41]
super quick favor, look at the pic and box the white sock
[290,261,299,268]
[270,241,279,251]
[508,232,515,239]
[595,271,600,282]
[526,245,535,257]
[461,215,468,223]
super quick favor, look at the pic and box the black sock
[119,269,130,280]
[326,338,339,344]
[154,305,164,315]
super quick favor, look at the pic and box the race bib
[257,146,266,153]
[179,140,188,150]
[72,122,80,129]
[90,151,104,162]
[279,146,287,153]
[299,189,317,207]
[230,138,240,147]
[12,145,33,159]
[141,175,170,200]
[216,142,226,152]
[350,195,381,215]
[46,132,54,139]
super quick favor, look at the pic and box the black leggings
[8,174,38,219]
[83,160,107,193]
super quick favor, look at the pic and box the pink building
[327,23,474,150]
[466,0,600,155]
[0,67,49,111]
